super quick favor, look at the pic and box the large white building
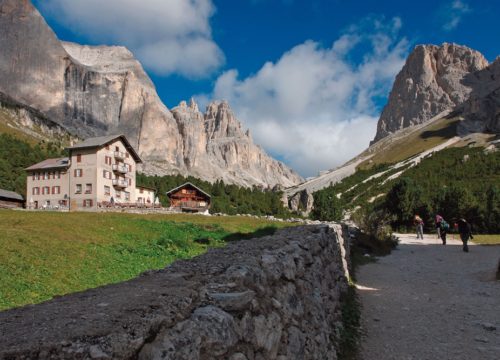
[26,135,155,211]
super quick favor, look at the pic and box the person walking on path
[439,218,449,245]
[414,215,424,239]
[457,218,473,252]
[435,214,443,239]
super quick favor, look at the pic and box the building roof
[136,185,156,191]
[67,135,142,163]
[166,182,212,198]
[25,157,70,171]
[0,189,24,201]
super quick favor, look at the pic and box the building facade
[26,135,155,211]
[166,182,211,213]
[0,189,24,209]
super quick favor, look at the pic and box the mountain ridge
[0,0,303,188]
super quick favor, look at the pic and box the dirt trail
[357,233,500,360]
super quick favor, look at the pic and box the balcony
[114,151,126,160]
[112,164,128,174]
[112,179,128,188]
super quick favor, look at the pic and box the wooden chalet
[0,189,24,209]
[166,182,211,213]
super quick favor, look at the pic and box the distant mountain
[285,43,500,213]
[372,43,489,143]
[0,0,302,188]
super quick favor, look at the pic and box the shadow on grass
[222,226,279,242]
[193,226,279,244]
[419,119,459,140]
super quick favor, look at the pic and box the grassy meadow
[358,116,459,170]
[0,210,293,310]
[471,234,500,245]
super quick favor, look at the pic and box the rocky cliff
[143,99,303,187]
[0,225,350,360]
[372,43,489,143]
[0,0,302,188]
[459,58,500,134]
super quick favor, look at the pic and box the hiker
[457,218,473,252]
[439,217,450,245]
[435,214,443,239]
[414,215,424,239]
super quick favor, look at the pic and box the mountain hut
[166,182,211,213]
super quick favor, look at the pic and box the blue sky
[33,0,499,176]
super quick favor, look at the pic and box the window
[128,178,132,186]
[44,172,49,180]
[105,156,112,165]
[85,184,92,194]
[115,146,119,152]
[33,173,39,181]
[115,190,121,198]
[140,188,144,194]
[104,186,111,196]
[52,186,60,195]
[55,171,60,179]
[32,187,40,195]
[42,186,50,195]
[106,145,110,150]
[74,169,83,177]
[77,154,82,163]
[75,184,82,194]
[126,152,129,158]
[103,170,108,179]
[83,199,93,208]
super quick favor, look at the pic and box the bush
[352,206,398,254]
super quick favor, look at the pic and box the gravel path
[357,233,500,360]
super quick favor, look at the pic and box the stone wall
[0,224,350,360]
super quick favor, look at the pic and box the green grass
[0,210,292,310]
[472,234,500,245]
[358,116,458,170]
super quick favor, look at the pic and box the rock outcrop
[0,0,302,188]
[459,58,500,134]
[372,43,489,143]
[288,189,314,216]
[0,92,77,143]
[0,225,350,360]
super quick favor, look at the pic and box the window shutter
[77,154,82,163]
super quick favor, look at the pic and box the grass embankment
[0,210,292,310]
[471,235,500,245]
[358,116,458,170]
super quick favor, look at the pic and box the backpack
[441,220,450,231]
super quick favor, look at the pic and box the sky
[33,0,500,177]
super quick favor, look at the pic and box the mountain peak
[372,42,489,143]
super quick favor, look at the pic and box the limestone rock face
[460,58,500,134]
[373,43,489,143]
[0,0,302,188]
[288,189,314,216]
[162,99,303,187]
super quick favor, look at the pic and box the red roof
[25,157,70,171]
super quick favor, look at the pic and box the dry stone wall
[0,225,350,360]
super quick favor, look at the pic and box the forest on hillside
[0,134,65,196]
[136,173,292,218]
[312,147,500,233]
[0,133,293,218]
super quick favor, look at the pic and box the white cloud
[40,0,224,78]
[206,17,409,176]
[442,0,471,31]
